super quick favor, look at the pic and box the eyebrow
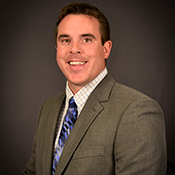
[58,33,96,40]
[81,33,96,40]
[58,34,69,40]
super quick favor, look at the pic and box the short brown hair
[54,2,110,45]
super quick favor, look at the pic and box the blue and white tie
[52,97,78,174]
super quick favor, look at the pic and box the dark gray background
[0,0,174,174]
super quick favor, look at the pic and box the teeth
[69,61,86,65]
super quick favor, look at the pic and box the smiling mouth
[69,61,87,65]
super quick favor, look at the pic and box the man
[22,3,167,175]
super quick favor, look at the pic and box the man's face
[56,14,112,94]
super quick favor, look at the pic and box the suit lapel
[55,74,116,175]
[42,92,66,174]
[55,94,103,175]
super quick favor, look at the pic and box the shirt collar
[65,67,108,115]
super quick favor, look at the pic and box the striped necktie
[52,97,78,174]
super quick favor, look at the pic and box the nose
[70,41,82,54]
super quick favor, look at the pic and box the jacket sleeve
[114,99,167,175]
[21,135,36,175]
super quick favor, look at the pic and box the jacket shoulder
[113,82,151,99]
[39,92,65,113]
[44,91,65,104]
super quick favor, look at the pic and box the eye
[62,39,70,43]
[83,38,91,43]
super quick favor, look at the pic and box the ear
[55,45,58,61]
[103,40,112,59]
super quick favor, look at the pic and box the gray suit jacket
[22,74,167,175]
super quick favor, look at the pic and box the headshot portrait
[0,1,174,175]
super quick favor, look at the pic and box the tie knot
[69,97,77,108]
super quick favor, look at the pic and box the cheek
[86,46,102,57]
[88,48,104,62]
[56,45,69,57]
[56,49,64,59]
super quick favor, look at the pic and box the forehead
[57,14,100,36]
